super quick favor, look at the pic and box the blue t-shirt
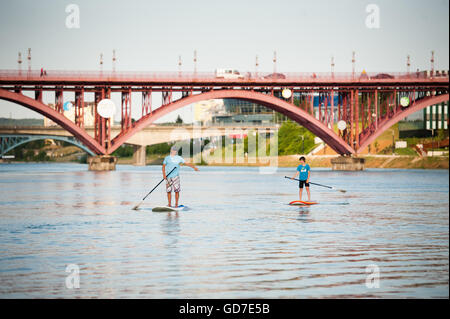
[163,155,185,178]
[297,164,310,181]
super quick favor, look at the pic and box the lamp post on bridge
[351,51,355,80]
[430,50,435,78]
[17,52,22,75]
[27,48,31,75]
[273,51,277,78]
[407,55,411,75]
[194,50,197,76]
[99,53,103,74]
[331,56,335,79]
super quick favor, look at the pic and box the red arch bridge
[0,70,448,156]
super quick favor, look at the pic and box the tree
[175,115,183,124]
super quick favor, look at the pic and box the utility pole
[178,55,182,77]
[255,55,259,78]
[100,53,103,73]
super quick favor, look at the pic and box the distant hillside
[0,118,44,126]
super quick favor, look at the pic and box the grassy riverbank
[112,154,449,169]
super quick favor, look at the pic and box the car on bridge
[263,73,286,80]
[371,73,395,79]
[215,69,244,79]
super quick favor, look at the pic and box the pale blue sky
[0,0,448,120]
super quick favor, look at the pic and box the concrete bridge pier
[133,145,147,166]
[331,156,365,171]
[88,155,117,171]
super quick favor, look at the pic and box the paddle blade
[132,200,144,210]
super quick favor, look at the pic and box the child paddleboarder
[162,146,199,208]
[291,156,311,202]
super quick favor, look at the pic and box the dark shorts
[299,180,310,189]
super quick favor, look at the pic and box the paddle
[132,167,177,210]
[284,176,347,193]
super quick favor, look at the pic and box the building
[211,99,275,124]
[44,101,96,127]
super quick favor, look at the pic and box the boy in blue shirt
[292,156,311,202]
[162,146,199,208]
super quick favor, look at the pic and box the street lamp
[388,129,395,155]
[300,135,304,154]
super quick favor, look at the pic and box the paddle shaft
[284,176,332,189]
[142,167,177,200]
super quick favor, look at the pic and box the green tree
[277,121,315,155]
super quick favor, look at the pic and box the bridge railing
[0,70,448,82]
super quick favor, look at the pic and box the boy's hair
[299,156,306,162]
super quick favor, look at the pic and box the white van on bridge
[215,69,244,79]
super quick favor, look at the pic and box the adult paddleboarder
[162,146,199,208]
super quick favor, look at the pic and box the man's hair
[299,156,306,162]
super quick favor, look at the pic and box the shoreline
[2,155,448,169]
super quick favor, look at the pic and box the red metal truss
[121,87,132,131]
[0,88,105,154]
[74,87,84,128]
[142,88,152,116]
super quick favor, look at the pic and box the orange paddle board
[289,200,318,206]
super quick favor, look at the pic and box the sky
[0,0,448,121]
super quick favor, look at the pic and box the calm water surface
[0,163,448,298]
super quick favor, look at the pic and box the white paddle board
[152,205,187,212]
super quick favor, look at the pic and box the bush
[146,143,171,155]
[112,145,134,157]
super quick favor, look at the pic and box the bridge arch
[1,134,96,156]
[0,89,105,154]
[110,90,355,155]
[358,94,449,152]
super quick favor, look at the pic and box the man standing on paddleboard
[292,156,311,202]
[162,146,199,208]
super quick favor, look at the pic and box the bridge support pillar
[88,155,117,171]
[133,145,147,166]
[331,156,365,171]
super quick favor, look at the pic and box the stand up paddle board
[152,205,187,212]
[289,200,318,206]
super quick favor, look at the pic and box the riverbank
[3,154,448,169]
[112,154,449,169]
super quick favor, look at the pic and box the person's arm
[307,170,310,183]
[183,162,199,171]
[293,170,299,179]
[162,164,167,180]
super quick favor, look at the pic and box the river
[0,163,448,298]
